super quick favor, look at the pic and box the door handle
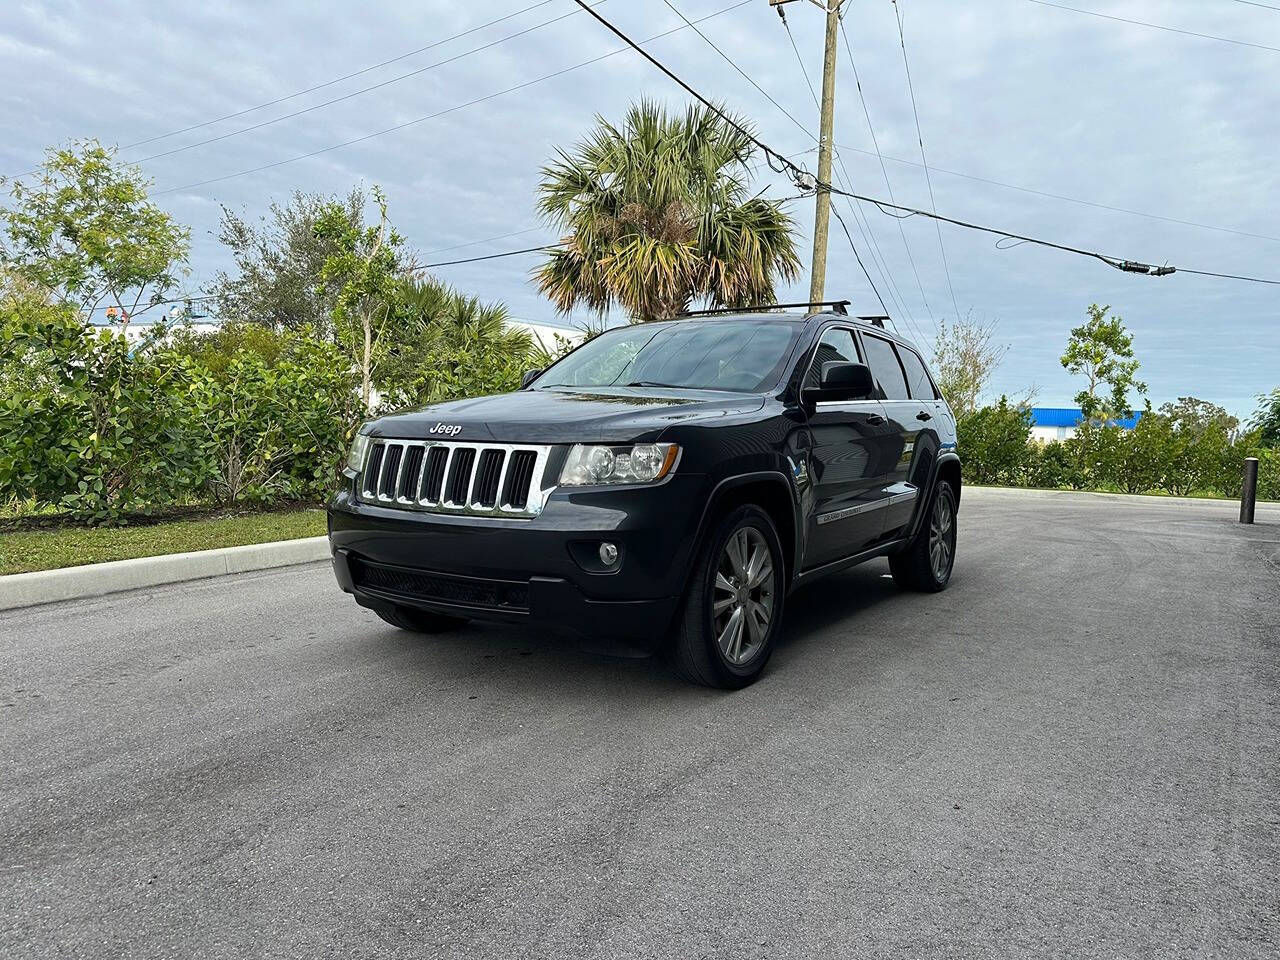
[866,414,886,425]
[916,411,932,422]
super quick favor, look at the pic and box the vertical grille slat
[397,446,424,501]
[421,446,449,503]
[502,450,538,510]
[445,448,477,505]
[358,441,546,519]
[379,444,404,499]
[363,444,385,497]
[473,449,505,508]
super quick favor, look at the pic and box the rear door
[856,331,926,537]
[800,325,897,570]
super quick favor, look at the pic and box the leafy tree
[1060,303,1146,423]
[956,397,1032,485]
[535,100,801,321]
[1156,398,1236,496]
[931,313,1008,417]
[1249,389,1280,448]
[315,186,403,413]
[209,188,367,336]
[0,140,189,321]
[375,276,533,410]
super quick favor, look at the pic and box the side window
[803,327,860,390]
[860,334,910,400]
[897,345,938,400]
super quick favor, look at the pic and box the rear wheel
[889,480,957,592]
[671,505,785,689]
[375,604,469,634]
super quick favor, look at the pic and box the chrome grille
[358,439,553,518]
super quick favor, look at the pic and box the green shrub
[0,302,204,522]
[956,397,1031,485]
[166,324,358,504]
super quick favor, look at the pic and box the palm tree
[535,100,802,322]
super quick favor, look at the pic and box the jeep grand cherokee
[328,304,960,688]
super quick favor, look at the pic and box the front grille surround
[357,438,553,519]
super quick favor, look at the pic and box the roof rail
[678,300,850,318]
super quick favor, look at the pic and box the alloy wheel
[712,526,775,665]
[929,491,955,582]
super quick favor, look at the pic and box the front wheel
[889,480,957,592]
[670,505,785,689]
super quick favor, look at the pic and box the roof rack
[678,300,850,318]
[857,314,890,329]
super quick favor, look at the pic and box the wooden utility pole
[772,0,844,302]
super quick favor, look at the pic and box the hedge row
[958,398,1278,500]
[0,303,358,523]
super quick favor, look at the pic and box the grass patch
[0,507,327,576]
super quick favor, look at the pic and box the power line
[830,205,888,315]
[418,243,566,269]
[832,140,1280,246]
[1230,0,1280,11]
[838,14,937,333]
[829,185,1280,285]
[660,0,913,330]
[1025,0,1280,54]
[892,0,962,328]
[120,1,560,150]
[152,0,754,197]
[776,8,924,343]
[422,226,547,256]
[573,0,1280,287]
[128,1,607,167]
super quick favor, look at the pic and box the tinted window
[803,327,860,390]
[861,334,910,400]
[897,345,938,400]
[535,320,801,393]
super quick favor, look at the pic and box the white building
[1028,407,1142,443]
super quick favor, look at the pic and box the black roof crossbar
[678,300,850,318]
[857,314,890,329]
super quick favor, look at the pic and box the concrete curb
[0,536,330,612]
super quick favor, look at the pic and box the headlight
[345,431,372,474]
[559,443,679,486]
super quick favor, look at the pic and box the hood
[366,387,767,444]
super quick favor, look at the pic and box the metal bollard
[1240,457,1259,525]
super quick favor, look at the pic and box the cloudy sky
[2,0,1277,415]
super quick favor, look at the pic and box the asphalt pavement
[2,488,1278,959]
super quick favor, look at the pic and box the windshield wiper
[624,380,683,388]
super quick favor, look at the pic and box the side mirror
[520,368,543,388]
[803,361,876,403]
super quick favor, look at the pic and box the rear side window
[897,346,938,400]
[803,327,860,390]
[861,334,909,400]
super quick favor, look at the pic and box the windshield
[534,320,801,393]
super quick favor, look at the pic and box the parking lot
[2,487,1278,959]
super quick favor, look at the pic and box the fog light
[598,542,619,566]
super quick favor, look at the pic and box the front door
[800,327,897,570]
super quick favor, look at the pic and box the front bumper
[327,474,710,647]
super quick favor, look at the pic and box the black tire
[671,504,786,689]
[888,480,957,592]
[375,604,469,634]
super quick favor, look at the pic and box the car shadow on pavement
[774,558,901,652]
[348,557,904,697]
